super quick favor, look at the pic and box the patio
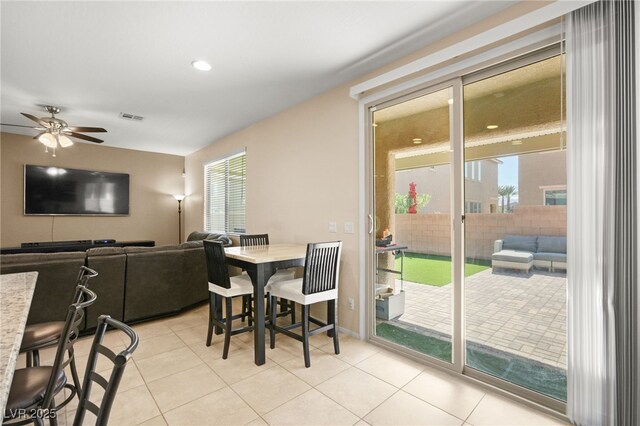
[389,268,567,369]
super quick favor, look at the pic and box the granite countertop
[0,271,38,414]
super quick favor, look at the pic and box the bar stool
[203,240,255,359]
[268,241,342,367]
[4,284,97,425]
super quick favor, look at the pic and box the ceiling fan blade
[1,123,40,129]
[21,113,50,128]
[65,126,107,133]
[65,131,103,143]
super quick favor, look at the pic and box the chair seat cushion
[267,269,296,285]
[533,252,567,262]
[267,278,337,306]
[491,250,533,263]
[6,367,66,412]
[209,273,254,298]
[20,322,64,351]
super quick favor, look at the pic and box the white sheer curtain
[566,1,637,425]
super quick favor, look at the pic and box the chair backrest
[240,234,269,247]
[72,315,139,426]
[302,241,342,295]
[203,240,231,289]
[42,268,98,409]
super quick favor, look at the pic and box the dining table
[0,272,38,414]
[224,243,307,365]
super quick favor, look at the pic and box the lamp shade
[58,135,74,147]
[38,133,57,148]
[174,194,186,201]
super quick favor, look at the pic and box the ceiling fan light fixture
[58,134,74,147]
[191,60,212,71]
[38,132,57,148]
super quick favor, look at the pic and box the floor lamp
[174,194,186,243]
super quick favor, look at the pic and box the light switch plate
[329,221,337,233]
[344,222,354,234]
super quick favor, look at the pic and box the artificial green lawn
[395,252,489,286]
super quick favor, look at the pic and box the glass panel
[373,87,453,363]
[463,55,567,400]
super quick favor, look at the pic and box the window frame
[203,150,247,234]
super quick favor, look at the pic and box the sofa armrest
[494,240,503,253]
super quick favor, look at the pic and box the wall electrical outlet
[347,297,355,310]
[329,221,337,233]
[344,222,354,234]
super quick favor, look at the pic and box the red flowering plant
[395,182,431,214]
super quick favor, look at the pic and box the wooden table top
[225,243,307,264]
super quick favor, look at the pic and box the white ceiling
[1,1,517,156]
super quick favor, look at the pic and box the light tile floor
[25,303,568,426]
[398,269,567,368]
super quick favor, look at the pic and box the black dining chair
[268,241,342,367]
[20,266,98,395]
[72,315,139,426]
[4,284,98,426]
[203,240,255,359]
[240,234,296,324]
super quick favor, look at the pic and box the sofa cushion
[536,236,566,254]
[187,231,212,242]
[124,245,181,254]
[502,236,537,253]
[0,251,86,266]
[187,231,232,247]
[180,241,203,249]
[86,247,126,257]
[492,250,533,263]
[533,252,567,262]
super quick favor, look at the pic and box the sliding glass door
[463,53,567,401]
[371,84,455,364]
[368,47,566,408]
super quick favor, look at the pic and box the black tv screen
[24,165,130,215]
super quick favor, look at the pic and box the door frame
[358,31,567,415]
[364,79,464,375]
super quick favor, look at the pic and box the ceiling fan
[1,105,107,156]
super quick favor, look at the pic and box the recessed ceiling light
[512,140,523,145]
[486,124,499,130]
[372,123,378,127]
[191,60,212,71]
[447,99,454,105]
[412,138,422,144]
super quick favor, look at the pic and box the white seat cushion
[267,269,296,285]
[209,273,254,298]
[267,278,337,306]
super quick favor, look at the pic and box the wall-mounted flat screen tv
[24,165,130,215]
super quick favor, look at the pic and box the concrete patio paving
[387,268,567,369]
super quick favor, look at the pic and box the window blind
[204,151,246,233]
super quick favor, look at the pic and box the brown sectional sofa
[0,252,86,325]
[0,232,232,331]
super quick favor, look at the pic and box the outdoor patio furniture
[492,235,567,272]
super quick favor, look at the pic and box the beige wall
[1,132,185,247]
[183,2,552,335]
[185,85,360,332]
[519,150,567,205]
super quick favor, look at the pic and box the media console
[0,240,155,254]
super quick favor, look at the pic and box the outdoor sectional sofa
[492,235,567,272]
[0,231,233,332]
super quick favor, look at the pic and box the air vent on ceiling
[119,112,144,121]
